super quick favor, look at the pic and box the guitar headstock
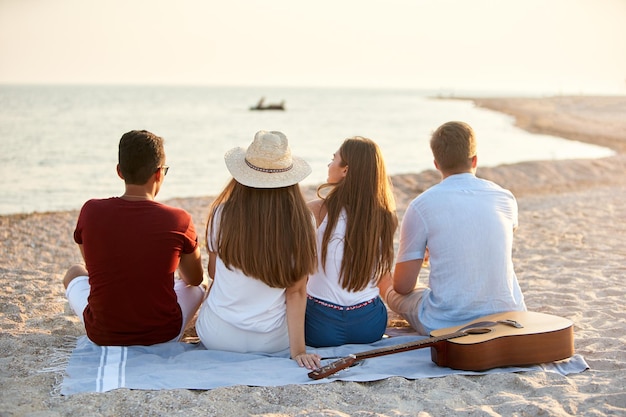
[307,355,357,380]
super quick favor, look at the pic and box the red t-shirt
[74,197,198,346]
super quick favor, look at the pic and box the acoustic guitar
[308,311,574,380]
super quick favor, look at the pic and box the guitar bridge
[498,319,523,328]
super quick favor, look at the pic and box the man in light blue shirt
[380,121,526,335]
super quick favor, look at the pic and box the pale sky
[1,0,625,94]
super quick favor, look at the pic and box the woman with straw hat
[196,130,321,370]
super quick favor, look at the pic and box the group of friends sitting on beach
[62,121,527,371]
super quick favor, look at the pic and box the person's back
[76,197,198,345]
[63,130,204,346]
[382,121,525,335]
[401,172,524,331]
[307,208,381,306]
[203,198,307,336]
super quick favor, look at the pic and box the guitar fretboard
[355,331,468,360]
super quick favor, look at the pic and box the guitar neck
[308,330,468,380]
[354,331,467,361]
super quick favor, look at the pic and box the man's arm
[62,244,89,289]
[392,259,423,294]
[78,244,86,262]
[178,247,203,286]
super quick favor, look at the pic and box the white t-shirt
[307,209,380,306]
[397,173,526,332]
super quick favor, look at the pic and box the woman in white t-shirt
[306,137,398,347]
[195,131,320,370]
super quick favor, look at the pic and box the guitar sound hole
[465,328,492,335]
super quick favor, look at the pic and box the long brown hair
[207,179,317,288]
[317,137,397,292]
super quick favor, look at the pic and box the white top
[397,173,526,332]
[307,209,380,306]
[201,206,287,332]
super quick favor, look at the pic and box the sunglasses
[157,165,169,176]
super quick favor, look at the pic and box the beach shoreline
[1,96,625,416]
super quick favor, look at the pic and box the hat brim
[224,147,312,188]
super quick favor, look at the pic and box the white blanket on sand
[60,335,588,395]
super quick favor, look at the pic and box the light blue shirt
[397,173,526,332]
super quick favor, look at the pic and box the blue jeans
[305,295,388,347]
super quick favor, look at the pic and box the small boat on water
[249,97,285,111]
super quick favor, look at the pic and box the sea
[0,85,614,216]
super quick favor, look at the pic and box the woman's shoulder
[307,199,326,227]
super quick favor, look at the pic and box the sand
[1,96,625,416]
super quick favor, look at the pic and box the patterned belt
[307,295,376,311]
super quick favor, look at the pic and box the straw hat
[224,130,311,188]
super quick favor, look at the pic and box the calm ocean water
[0,85,614,215]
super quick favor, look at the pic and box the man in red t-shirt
[63,130,205,346]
